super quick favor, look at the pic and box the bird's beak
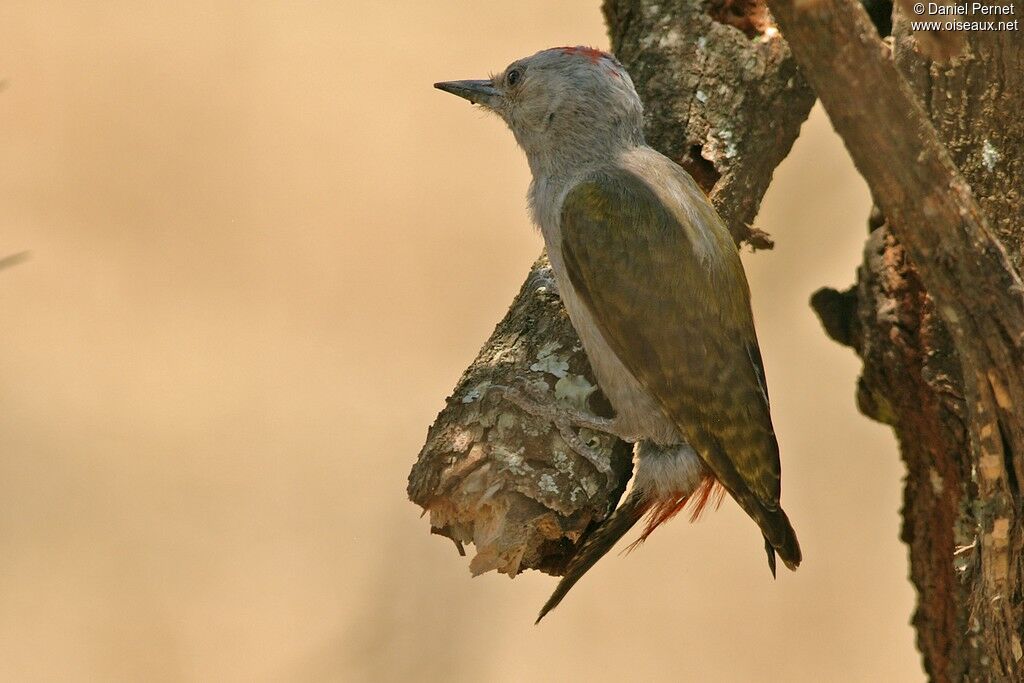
[434,79,501,108]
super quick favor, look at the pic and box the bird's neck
[526,140,647,230]
[523,134,642,182]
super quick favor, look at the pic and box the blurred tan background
[0,2,922,681]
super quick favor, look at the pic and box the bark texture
[782,0,1024,678]
[408,0,814,577]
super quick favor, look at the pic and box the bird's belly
[550,261,680,446]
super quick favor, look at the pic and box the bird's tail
[762,506,801,577]
[697,436,802,576]
[535,489,649,624]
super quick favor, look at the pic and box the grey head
[435,47,645,177]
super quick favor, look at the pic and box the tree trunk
[788,1,1024,680]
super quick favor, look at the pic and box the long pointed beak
[433,79,501,108]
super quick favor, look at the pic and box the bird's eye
[506,69,521,86]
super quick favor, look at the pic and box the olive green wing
[559,168,800,569]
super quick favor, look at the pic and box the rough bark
[408,0,814,577]
[782,0,1024,678]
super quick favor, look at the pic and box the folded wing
[558,168,801,570]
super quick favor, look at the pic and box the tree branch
[768,0,1024,677]
[764,0,1024,372]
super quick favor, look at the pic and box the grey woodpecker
[435,46,801,623]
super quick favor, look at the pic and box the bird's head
[435,47,645,175]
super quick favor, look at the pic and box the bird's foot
[554,422,612,474]
[489,383,616,432]
[487,384,623,474]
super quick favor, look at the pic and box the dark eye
[506,69,521,86]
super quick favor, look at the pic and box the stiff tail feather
[535,490,648,624]
[765,536,777,578]
[758,505,801,576]
[773,508,801,572]
[695,436,801,575]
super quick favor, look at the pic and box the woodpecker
[435,46,801,622]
